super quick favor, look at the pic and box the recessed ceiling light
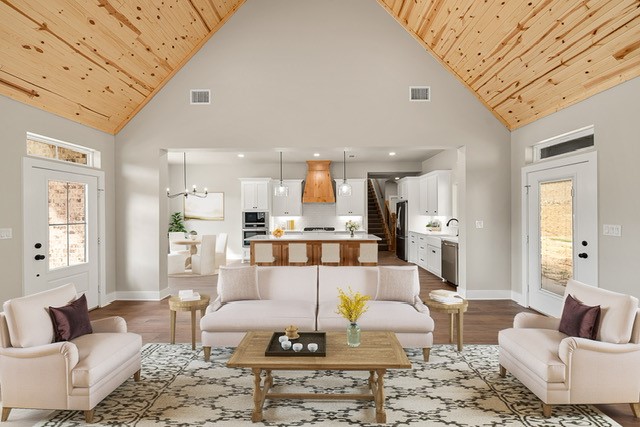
[395,177,400,180]
[237,154,245,158]
[389,152,396,156]
[313,153,320,157]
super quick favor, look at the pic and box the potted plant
[168,212,187,235]
[189,230,198,240]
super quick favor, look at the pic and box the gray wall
[510,77,640,299]
[0,96,115,304]
[116,0,511,296]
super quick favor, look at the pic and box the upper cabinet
[271,179,303,216]
[418,171,451,216]
[335,179,366,216]
[397,179,408,200]
[240,178,270,211]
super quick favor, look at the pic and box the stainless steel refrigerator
[395,200,408,261]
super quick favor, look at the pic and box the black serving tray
[265,332,327,357]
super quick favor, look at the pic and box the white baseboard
[511,291,528,307]
[103,292,117,306]
[465,289,512,300]
[113,287,171,301]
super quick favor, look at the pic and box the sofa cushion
[71,332,142,388]
[565,279,639,344]
[559,294,600,340]
[498,328,567,383]
[318,266,378,303]
[376,266,419,304]
[3,283,77,348]
[257,266,318,302]
[200,300,316,332]
[49,294,93,342]
[317,301,434,333]
[218,266,260,303]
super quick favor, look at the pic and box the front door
[523,151,597,317]
[23,158,102,308]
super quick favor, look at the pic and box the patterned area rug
[37,343,619,426]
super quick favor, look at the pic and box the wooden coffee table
[227,331,411,423]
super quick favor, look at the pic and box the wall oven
[243,229,268,248]
[243,211,268,228]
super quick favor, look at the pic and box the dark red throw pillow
[558,294,600,340]
[48,294,93,342]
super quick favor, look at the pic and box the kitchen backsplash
[272,203,364,231]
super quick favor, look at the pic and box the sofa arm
[91,316,127,333]
[559,336,640,365]
[513,312,560,330]
[413,298,431,315]
[206,297,223,314]
[0,342,79,400]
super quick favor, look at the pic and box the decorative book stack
[429,289,463,304]
[179,290,201,302]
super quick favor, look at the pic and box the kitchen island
[248,233,382,266]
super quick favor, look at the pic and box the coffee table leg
[374,369,387,423]
[368,370,375,390]
[170,310,176,344]
[252,368,264,422]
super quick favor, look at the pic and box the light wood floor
[89,251,639,426]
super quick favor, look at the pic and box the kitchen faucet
[446,218,459,236]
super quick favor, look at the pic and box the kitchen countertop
[248,233,381,241]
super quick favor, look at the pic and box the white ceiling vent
[409,86,430,102]
[190,89,211,105]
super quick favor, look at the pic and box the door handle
[578,253,588,259]
[34,254,46,261]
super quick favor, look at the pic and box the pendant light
[274,151,289,197]
[166,152,208,199]
[337,150,352,196]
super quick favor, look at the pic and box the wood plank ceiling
[0,0,245,134]
[0,0,638,134]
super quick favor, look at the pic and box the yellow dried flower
[336,287,369,323]
[272,227,284,238]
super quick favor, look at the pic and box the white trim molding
[464,290,512,300]
[114,287,171,301]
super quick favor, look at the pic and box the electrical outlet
[603,224,622,237]
[475,221,484,229]
[0,228,12,239]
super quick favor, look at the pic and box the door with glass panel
[524,152,597,317]
[24,162,100,308]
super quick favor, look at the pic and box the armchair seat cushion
[200,300,316,332]
[499,328,567,383]
[317,301,435,333]
[71,332,142,388]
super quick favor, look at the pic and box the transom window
[26,132,100,168]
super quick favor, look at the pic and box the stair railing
[385,200,396,252]
[369,179,394,251]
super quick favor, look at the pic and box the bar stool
[321,243,340,265]
[358,243,378,266]
[254,243,276,265]
[288,243,308,265]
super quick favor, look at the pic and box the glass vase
[350,230,355,237]
[347,322,361,347]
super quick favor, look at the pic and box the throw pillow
[558,294,601,339]
[218,266,260,303]
[375,267,418,304]
[48,294,93,342]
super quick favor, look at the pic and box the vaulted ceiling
[1,0,639,134]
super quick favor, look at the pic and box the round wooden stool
[168,294,210,350]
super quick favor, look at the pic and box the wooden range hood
[302,160,336,203]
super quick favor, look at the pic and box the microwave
[243,211,268,228]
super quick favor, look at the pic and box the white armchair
[0,284,142,423]
[498,279,640,418]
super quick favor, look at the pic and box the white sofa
[200,265,434,362]
[499,279,640,418]
[0,284,142,423]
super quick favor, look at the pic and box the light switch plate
[603,224,621,237]
[0,228,12,239]
[475,221,484,229]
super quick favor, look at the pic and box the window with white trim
[26,132,101,168]
[533,125,594,162]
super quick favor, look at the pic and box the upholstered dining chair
[320,243,340,265]
[192,234,217,275]
[357,243,378,265]
[288,243,309,265]
[213,233,228,273]
[254,243,276,265]
[168,232,189,254]
[498,279,640,418]
[0,284,142,423]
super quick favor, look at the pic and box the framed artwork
[185,192,224,220]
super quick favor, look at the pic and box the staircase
[367,181,389,251]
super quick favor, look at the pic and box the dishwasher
[441,240,458,286]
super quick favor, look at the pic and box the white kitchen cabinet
[240,178,270,211]
[417,234,427,270]
[271,179,302,216]
[335,179,366,216]
[408,232,418,264]
[426,243,442,277]
[418,171,451,216]
[397,179,408,200]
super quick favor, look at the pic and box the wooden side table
[168,294,210,350]
[424,297,468,351]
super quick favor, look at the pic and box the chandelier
[166,152,208,199]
